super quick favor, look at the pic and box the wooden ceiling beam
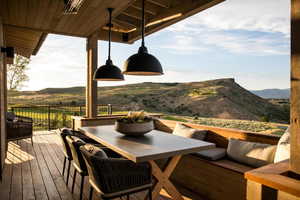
[131,1,159,15]
[4,23,85,38]
[128,0,225,42]
[122,6,155,20]
[98,29,133,44]
[146,0,170,8]
[86,0,136,38]
[32,33,48,55]
[122,7,142,20]
[115,14,141,28]
[4,24,129,44]
[112,19,137,31]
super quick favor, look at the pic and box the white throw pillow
[173,123,207,140]
[274,126,290,163]
[227,138,277,168]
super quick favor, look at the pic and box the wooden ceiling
[0,0,224,57]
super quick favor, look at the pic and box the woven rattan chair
[66,136,87,200]
[58,129,74,185]
[58,128,102,185]
[80,144,152,200]
[6,112,33,144]
[66,136,122,200]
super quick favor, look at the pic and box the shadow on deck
[0,131,200,200]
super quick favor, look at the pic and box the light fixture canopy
[123,0,163,76]
[93,8,124,81]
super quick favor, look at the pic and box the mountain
[8,78,289,123]
[250,89,290,99]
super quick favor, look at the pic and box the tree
[7,55,30,91]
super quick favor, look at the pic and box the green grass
[11,107,128,130]
[162,115,288,135]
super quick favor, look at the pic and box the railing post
[79,106,82,116]
[48,105,51,131]
[108,104,112,115]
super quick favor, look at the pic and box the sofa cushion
[274,127,290,163]
[194,148,226,161]
[173,123,207,140]
[227,138,277,168]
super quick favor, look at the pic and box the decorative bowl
[115,120,154,136]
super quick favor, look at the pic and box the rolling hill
[250,88,290,99]
[8,78,289,123]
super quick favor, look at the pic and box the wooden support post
[291,0,300,174]
[0,16,7,180]
[86,32,98,118]
[246,180,277,200]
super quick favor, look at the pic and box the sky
[24,0,290,91]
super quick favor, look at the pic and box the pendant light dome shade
[93,8,124,81]
[123,0,163,76]
[123,46,163,75]
[94,59,124,81]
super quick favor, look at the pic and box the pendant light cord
[141,0,145,47]
[108,8,113,61]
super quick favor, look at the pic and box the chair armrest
[15,115,33,123]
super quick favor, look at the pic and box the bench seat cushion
[227,138,277,168]
[194,148,226,161]
[274,127,290,163]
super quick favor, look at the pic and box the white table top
[79,125,215,162]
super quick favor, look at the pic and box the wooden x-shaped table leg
[149,155,184,200]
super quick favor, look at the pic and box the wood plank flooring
[0,131,201,200]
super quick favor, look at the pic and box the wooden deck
[0,131,200,200]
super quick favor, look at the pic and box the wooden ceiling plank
[146,0,170,8]
[115,14,141,28]
[8,0,18,27]
[4,23,86,37]
[17,0,28,27]
[33,0,50,29]
[4,24,127,44]
[4,26,42,41]
[43,0,64,30]
[56,0,94,36]
[83,0,135,36]
[131,1,160,15]
[0,0,8,22]
[74,0,108,36]
[113,19,137,30]
[5,33,40,45]
[122,11,142,20]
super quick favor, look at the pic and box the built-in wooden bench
[154,119,281,200]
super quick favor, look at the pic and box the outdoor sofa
[154,119,282,200]
[6,112,33,143]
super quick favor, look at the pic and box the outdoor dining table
[79,125,215,200]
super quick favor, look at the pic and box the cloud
[169,0,290,36]
[162,0,290,56]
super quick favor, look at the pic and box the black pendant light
[123,0,163,75]
[93,8,124,81]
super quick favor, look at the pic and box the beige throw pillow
[274,126,290,163]
[173,123,207,140]
[227,138,277,168]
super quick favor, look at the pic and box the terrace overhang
[0,0,225,58]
